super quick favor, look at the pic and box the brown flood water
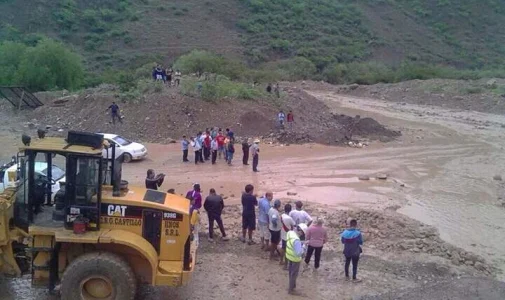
[1,91,505,299]
[125,88,505,279]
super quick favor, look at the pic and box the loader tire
[60,252,136,300]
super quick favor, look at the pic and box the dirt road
[1,90,505,299]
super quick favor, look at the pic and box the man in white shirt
[289,201,313,226]
[190,137,202,165]
[268,199,282,259]
[280,203,296,269]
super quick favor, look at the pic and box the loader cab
[13,132,109,233]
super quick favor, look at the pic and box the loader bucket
[0,188,22,276]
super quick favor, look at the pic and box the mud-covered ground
[2,80,505,299]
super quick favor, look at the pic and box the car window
[112,136,132,146]
[40,165,65,181]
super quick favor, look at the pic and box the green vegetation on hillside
[238,0,372,70]
[0,39,84,91]
[1,0,505,92]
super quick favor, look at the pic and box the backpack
[228,144,235,153]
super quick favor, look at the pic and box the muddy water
[310,91,505,279]
[2,91,505,298]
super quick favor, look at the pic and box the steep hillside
[1,0,505,71]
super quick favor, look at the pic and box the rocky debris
[358,175,370,181]
[28,85,399,146]
[493,175,502,181]
[376,173,388,180]
[287,191,297,196]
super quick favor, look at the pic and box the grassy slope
[1,0,505,70]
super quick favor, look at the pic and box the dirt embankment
[22,85,399,145]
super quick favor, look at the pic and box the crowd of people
[240,184,364,295]
[183,183,364,295]
[181,127,261,172]
[144,172,364,295]
[152,64,182,86]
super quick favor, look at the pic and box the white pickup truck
[0,162,66,198]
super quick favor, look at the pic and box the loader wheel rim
[80,276,114,300]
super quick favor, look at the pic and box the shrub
[13,39,84,91]
[0,41,27,85]
[181,77,266,101]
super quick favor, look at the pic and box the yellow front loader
[0,131,197,299]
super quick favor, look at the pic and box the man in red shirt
[287,110,294,130]
[216,132,226,159]
[203,131,211,161]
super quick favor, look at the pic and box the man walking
[242,139,250,165]
[286,224,307,295]
[268,199,282,259]
[240,184,258,245]
[341,218,363,282]
[106,102,122,124]
[258,192,273,250]
[250,139,260,172]
[280,203,296,269]
[204,188,229,242]
[287,110,294,130]
[181,135,189,162]
[211,137,218,164]
[304,217,327,271]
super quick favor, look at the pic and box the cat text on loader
[0,131,197,300]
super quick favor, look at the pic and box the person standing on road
[241,184,258,245]
[190,197,200,247]
[145,169,165,190]
[289,201,313,226]
[304,217,327,271]
[286,224,307,295]
[216,131,226,160]
[197,132,205,163]
[258,192,273,250]
[204,188,229,242]
[250,139,260,172]
[341,218,363,282]
[203,131,211,161]
[186,183,203,210]
[190,137,202,165]
[226,137,235,165]
[106,101,122,124]
[242,139,250,165]
[278,110,286,128]
[268,199,282,259]
[211,137,218,164]
[181,135,190,162]
[287,110,294,130]
[280,203,296,269]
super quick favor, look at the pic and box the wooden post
[18,90,25,111]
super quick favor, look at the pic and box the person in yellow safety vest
[285,223,308,295]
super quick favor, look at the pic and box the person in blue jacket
[341,218,363,282]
